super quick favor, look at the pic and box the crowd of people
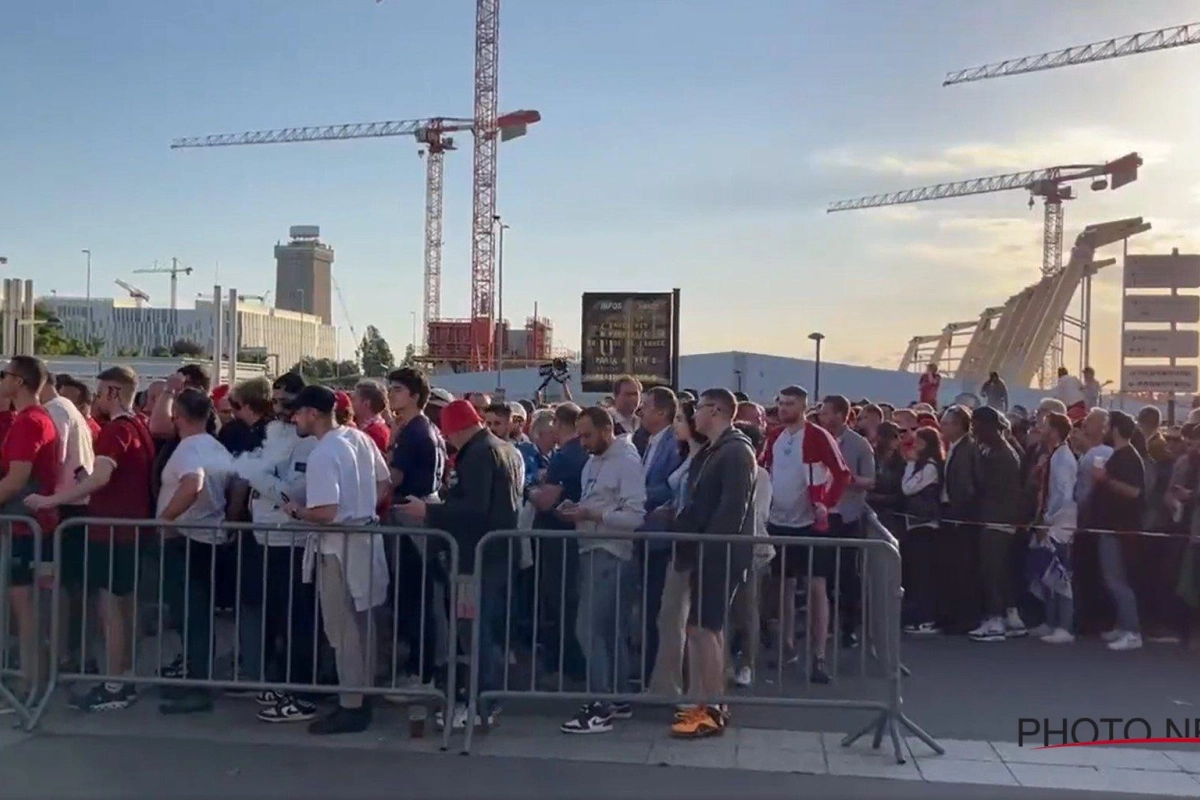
[1,354,1191,745]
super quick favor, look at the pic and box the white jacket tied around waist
[301,521,391,612]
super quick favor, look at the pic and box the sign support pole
[671,287,681,392]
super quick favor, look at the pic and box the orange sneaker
[669,705,723,739]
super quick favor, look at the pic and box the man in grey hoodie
[556,406,646,735]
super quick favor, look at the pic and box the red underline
[1034,738,1200,750]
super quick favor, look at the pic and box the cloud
[813,127,1172,180]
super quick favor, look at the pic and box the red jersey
[86,416,102,443]
[88,415,156,543]
[918,372,941,406]
[361,417,391,455]
[2,405,60,536]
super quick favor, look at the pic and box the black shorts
[768,522,839,582]
[685,558,743,634]
[9,534,53,588]
[60,520,141,598]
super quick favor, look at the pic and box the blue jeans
[575,550,632,698]
[1098,534,1140,633]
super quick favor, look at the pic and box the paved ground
[0,733,1166,800]
[6,633,1200,797]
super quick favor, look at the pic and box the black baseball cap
[291,385,336,415]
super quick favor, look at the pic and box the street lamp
[493,214,510,391]
[808,332,825,401]
[81,249,92,348]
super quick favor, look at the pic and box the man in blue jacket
[636,387,683,683]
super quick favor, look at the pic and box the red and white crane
[171,110,538,354]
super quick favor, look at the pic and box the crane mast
[944,21,1200,85]
[470,0,501,371]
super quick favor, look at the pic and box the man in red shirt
[1,356,60,698]
[918,363,942,408]
[29,365,155,711]
[352,381,391,454]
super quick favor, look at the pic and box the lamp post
[808,332,825,401]
[81,249,92,350]
[493,214,509,391]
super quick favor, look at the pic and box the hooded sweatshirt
[575,434,646,561]
[236,420,318,547]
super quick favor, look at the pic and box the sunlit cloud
[812,127,1173,179]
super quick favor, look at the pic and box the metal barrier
[0,515,52,727]
[26,518,459,750]
[462,524,941,762]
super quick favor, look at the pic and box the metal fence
[0,515,52,728]
[3,513,939,764]
[462,514,940,762]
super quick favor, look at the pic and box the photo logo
[1019,718,1200,749]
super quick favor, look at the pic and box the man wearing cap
[283,385,391,735]
[968,406,1025,643]
[507,401,529,444]
[395,399,522,730]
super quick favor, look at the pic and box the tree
[238,349,267,365]
[399,343,424,372]
[149,345,171,358]
[288,357,360,381]
[171,339,205,358]
[359,325,395,378]
[116,346,140,357]
[33,301,96,356]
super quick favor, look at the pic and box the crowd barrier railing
[23,518,459,750]
[0,515,51,727]
[462,520,941,762]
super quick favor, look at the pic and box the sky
[3,0,1200,384]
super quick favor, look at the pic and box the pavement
[5,632,1200,797]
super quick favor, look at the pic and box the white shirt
[1045,443,1078,522]
[44,395,95,505]
[304,425,391,611]
[157,432,233,544]
[613,410,638,436]
[1082,379,1101,409]
[1056,375,1086,407]
[769,426,813,528]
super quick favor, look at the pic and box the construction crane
[828,152,1142,278]
[114,279,150,309]
[332,277,359,350]
[133,258,194,310]
[470,0,501,371]
[170,109,539,356]
[944,21,1200,85]
[197,291,272,304]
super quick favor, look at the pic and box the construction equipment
[944,21,1200,86]
[133,258,193,310]
[469,0,501,371]
[332,278,359,347]
[171,109,539,358]
[829,154,1142,385]
[199,291,272,304]
[114,279,150,309]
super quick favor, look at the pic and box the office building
[38,295,336,375]
[275,225,334,324]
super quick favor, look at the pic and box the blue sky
[3,0,1199,381]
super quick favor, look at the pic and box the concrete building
[43,356,268,389]
[274,225,334,325]
[431,350,1054,410]
[38,295,336,375]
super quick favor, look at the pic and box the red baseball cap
[334,391,352,412]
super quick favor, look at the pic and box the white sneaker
[1040,628,1075,644]
[1107,631,1143,652]
[734,666,752,688]
[1101,628,1125,643]
[1027,624,1053,638]
[968,617,1006,642]
[1005,609,1027,637]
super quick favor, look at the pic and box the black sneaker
[159,688,214,715]
[159,656,185,679]
[810,658,831,685]
[609,702,633,720]
[841,630,859,649]
[71,682,136,712]
[560,702,613,735]
[254,690,287,707]
[308,705,371,735]
[257,696,318,724]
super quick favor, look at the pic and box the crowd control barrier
[25,518,460,751]
[0,515,51,727]
[463,518,941,762]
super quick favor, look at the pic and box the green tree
[400,343,421,370]
[116,346,141,357]
[288,357,360,381]
[171,339,205,358]
[359,325,395,378]
[149,345,172,357]
[33,301,96,356]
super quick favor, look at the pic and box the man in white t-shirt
[40,380,95,513]
[284,385,390,736]
[156,388,233,716]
